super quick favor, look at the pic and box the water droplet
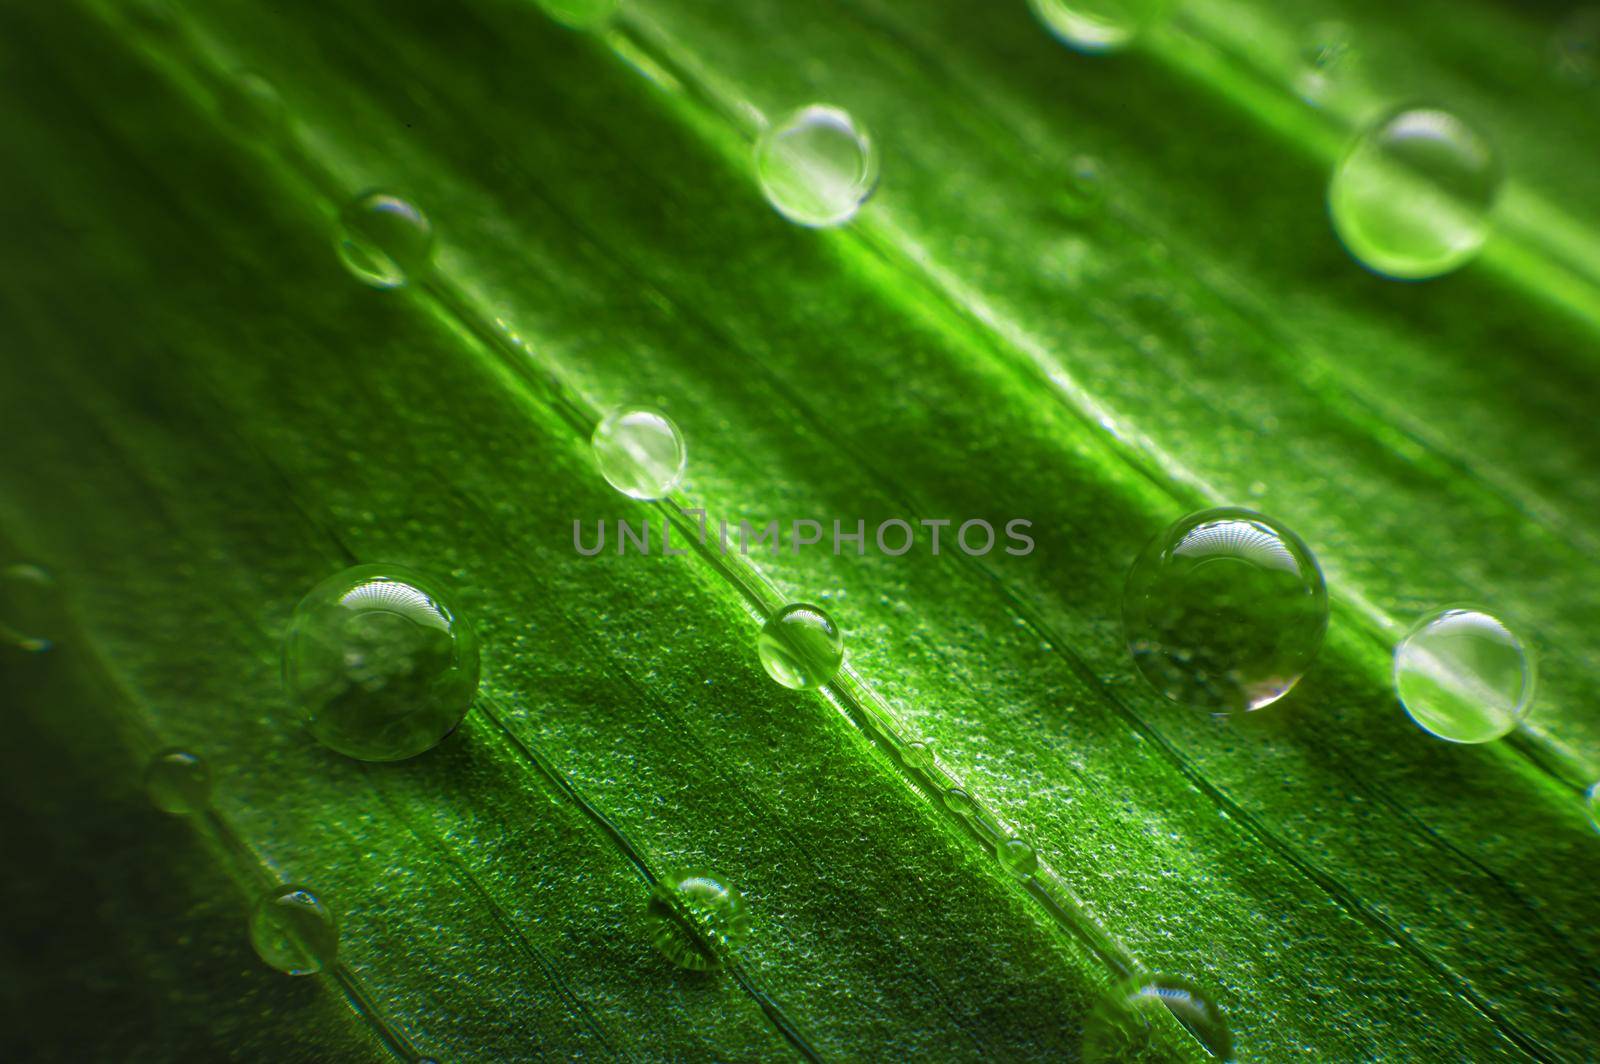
[591,407,686,500]
[1394,607,1534,744]
[902,740,935,771]
[1587,783,1600,833]
[997,837,1039,877]
[1123,508,1327,714]
[755,105,879,228]
[335,192,434,290]
[536,0,617,29]
[282,564,480,761]
[646,871,751,971]
[1084,974,1233,1061]
[1328,107,1501,280]
[1,563,55,653]
[250,885,338,976]
[1296,21,1356,105]
[1553,8,1600,85]
[145,748,212,815]
[943,787,976,815]
[220,71,288,143]
[1026,0,1174,53]
[757,603,843,690]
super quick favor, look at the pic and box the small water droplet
[757,603,843,690]
[755,105,879,228]
[902,740,935,771]
[536,0,617,29]
[1064,154,1107,214]
[1026,0,1174,53]
[1123,508,1327,714]
[1586,783,1600,833]
[220,70,288,143]
[647,871,751,971]
[1329,107,1501,280]
[250,885,338,976]
[1,563,55,653]
[943,787,976,815]
[997,837,1039,877]
[1394,607,1534,744]
[282,564,479,761]
[591,407,686,500]
[335,192,434,290]
[1084,973,1233,1061]
[1295,21,1356,105]
[145,748,212,815]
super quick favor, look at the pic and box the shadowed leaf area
[0,0,1597,1059]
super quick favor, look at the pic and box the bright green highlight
[249,885,338,976]
[755,105,879,229]
[1329,107,1501,280]
[1084,974,1233,1061]
[281,564,480,761]
[646,871,751,971]
[1025,0,1173,54]
[591,406,687,500]
[144,748,212,815]
[335,191,434,290]
[1123,507,1328,714]
[757,602,843,690]
[1394,607,1534,744]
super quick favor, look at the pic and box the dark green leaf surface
[1,0,1597,1059]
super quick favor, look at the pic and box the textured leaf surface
[1,0,1597,1060]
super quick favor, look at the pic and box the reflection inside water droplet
[282,564,479,762]
[250,885,338,976]
[1394,607,1534,744]
[1328,107,1501,280]
[591,407,687,500]
[1123,508,1327,714]
[997,838,1039,877]
[647,871,751,971]
[755,106,879,228]
[758,603,844,690]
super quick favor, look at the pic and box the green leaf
[1,0,1597,1059]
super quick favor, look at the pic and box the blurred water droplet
[282,564,479,761]
[1084,973,1233,1061]
[1587,783,1600,832]
[591,407,686,500]
[1394,607,1534,743]
[647,871,751,971]
[145,748,212,815]
[1295,21,1356,105]
[997,837,1039,877]
[1,563,55,653]
[1123,508,1327,714]
[1329,107,1501,279]
[250,885,338,976]
[758,603,843,690]
[756,106,879,228]
[335,192,434,290]
[1553,8,1600,84]
[536,0,617,30]
[1026,0,1174,53]
[220,70,288,143]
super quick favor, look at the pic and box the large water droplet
[145,748,212,815]
[1124,508,1328,714]
[591,407,686,500]
[647,871,751,971]
[1084,974,1233,1061]
[1328,107,1501,280]
[282,564,479,762]
[758,603,844,690]
[250,885,338,976]
[997,837,1039,878]
[755,106,879,228]
[1,563,55,653]
[335,192,434,290]
[1394,607,1534,744]
[1026,0,1173,53]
